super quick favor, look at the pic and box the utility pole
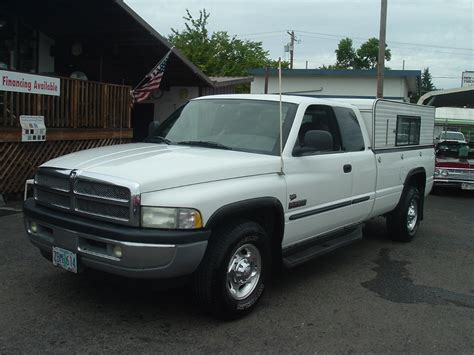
[376,0,388,98]
[287,30,297,69]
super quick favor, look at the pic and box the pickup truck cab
[24,94,435,318]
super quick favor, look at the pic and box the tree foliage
[420,67,436,95]
[168,9,288,77]
[335,38,357,68]
[330,37,391,69]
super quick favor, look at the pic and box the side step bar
[282,225,363,268]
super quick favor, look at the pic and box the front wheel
[386,185,421,242]
[191,220,270,319]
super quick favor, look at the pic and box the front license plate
[461,183,474,190]
[52,247,77,273]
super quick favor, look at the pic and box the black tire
[191,219,271,319]
[386,185,421,242]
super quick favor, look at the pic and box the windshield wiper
[144,136,172,145]
[177,140,233,150]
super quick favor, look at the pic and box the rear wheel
[386,185,421,242]
[191,220,270,319]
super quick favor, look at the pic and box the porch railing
[0,76,132,130]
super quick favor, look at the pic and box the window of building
[0,13,38,72]
[333,106,365,152]
[396,115,421,146]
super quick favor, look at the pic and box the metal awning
[418,86,474,108]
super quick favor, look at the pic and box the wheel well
[206,199,285,266]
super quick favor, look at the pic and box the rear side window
[333,107,365,152]
[396,115,420,146]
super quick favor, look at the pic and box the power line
[236,30,284,37]
[237,29,473,53]
[294,29,473,52]
[296,33,474,58]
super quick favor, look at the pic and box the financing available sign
[461,71,474,87]
[0,70,60,96]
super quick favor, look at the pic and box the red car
[434,141,474,191]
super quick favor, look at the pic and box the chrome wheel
[226,243,261,301]
[407,199,418,232]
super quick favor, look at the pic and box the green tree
[335,38,357,69]
[327,37,391,69]
[168,9,286,77]
[356,38,391,69]
[420,67,436,95]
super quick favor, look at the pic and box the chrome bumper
[23,199,209,279]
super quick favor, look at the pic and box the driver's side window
[293,105,342,155]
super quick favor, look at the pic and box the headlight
[435,168,448,177]
[141,207,203,229]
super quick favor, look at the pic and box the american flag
[131,49,172,105]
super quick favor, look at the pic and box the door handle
[343,164,352,173]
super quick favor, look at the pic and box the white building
[249,68,420,102]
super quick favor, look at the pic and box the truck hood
[41,143,281,192]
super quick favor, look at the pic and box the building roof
[249,68,421,78]
[115,0,215,88]
[209,76,254,87]
[418,86,474,108]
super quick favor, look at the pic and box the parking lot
[1,190,473,353]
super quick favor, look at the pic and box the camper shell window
[396,115,421,146]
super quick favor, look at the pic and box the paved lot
[1,190,473,353]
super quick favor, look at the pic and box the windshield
[439,132,465,141]
[436,141,473,159]
[148,99,298,156]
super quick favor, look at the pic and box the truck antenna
[278,58,285,175]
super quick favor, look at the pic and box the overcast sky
[125,0,473,89]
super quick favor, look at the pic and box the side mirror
[293,130,334,156]
[148,120,160,136]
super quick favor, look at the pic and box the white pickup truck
[24,94,435,318]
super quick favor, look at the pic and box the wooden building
[0,0,252,195]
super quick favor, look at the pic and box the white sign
[461,71,474,87]
[20,116,46,142]
[0,70,60,96]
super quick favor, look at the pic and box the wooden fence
[0,76,131,129]
[0,75,133,195]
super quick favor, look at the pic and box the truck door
[283,105,354,247]
[332,106,376,223]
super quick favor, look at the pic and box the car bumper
[434,179,474,189]
[23,199,210,279]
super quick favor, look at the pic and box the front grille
[76,198,130,220]
[75,179,130,201]
[35,189,70,209]
[35,173,70,192]
[446,169,474,181]
[34,168,137,225]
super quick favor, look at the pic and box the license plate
[461,183,474,190]
[52,247,77,273]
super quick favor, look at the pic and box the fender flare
[205,197,286,260]
[206,197,285,229]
